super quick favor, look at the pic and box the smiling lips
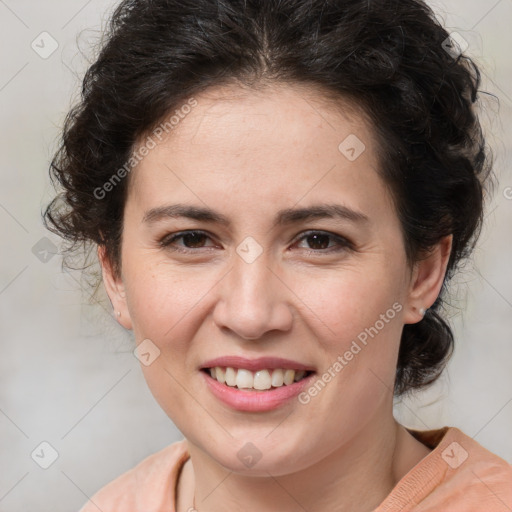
[200,356,315,411]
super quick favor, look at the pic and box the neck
[177,410,431,512]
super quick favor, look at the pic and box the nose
[212,252,293,341]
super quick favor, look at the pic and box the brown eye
[294,230,353,254]
[159,230,216,253]
[178,232,209,248]
[303,233,331,250]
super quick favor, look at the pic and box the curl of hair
[44,0,494,395]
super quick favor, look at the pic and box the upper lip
[201,356,315,372]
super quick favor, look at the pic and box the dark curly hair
[43,0,493,396]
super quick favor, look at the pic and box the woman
[44,0,512,510]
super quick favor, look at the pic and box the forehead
[130,81,374,163]
[125,82,392,221]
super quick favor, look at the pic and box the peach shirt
[79,426,512,511]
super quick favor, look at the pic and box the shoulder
[426,427,512,511]
[78,439,190,512]
[377,426,512,512]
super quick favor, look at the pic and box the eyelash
[158,230,354,255]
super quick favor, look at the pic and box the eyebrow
[142,203,369,228]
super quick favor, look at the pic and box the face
[101,83,446,476]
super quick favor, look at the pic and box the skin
[99,82,452,512]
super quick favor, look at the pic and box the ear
[403,235,453,324]
[97,245,133,330]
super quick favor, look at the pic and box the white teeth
[225,367,237,386]
[283,369,295,385]
[216,367,226,384]
[271,369,284,387]
[208,367,308,390]
[236,369,254,389]
[253,370,272,390]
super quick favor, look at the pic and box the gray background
[0,0,511,510]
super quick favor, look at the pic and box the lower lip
[202,371,314,412]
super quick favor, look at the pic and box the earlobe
[97,245,133,330]
[403,235,453,325]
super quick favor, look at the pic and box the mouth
[200,356,316,412]
[201,366,314,391]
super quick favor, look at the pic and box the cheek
[124,266,206,343]
[293,264,405,344]
[124,268,208,423]
[291,264,406,408]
